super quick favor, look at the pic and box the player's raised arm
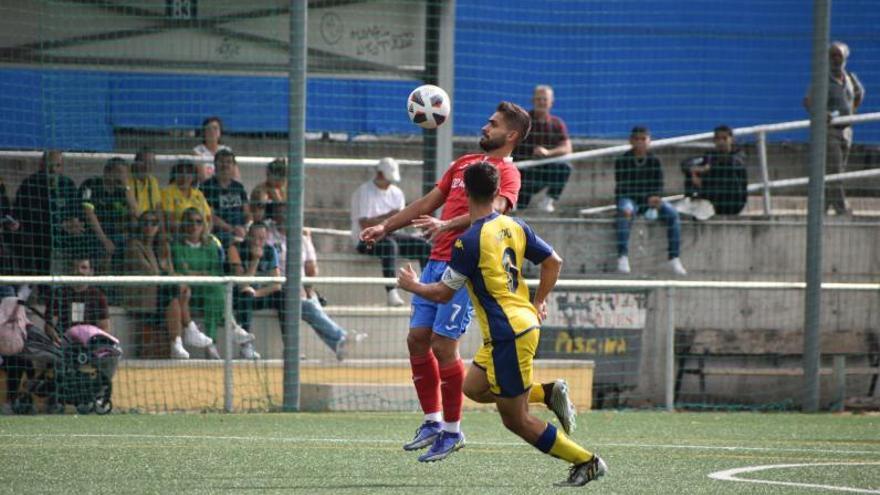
[359,186,446,243]
[422,191,514,238]
[397,263,457,303]
[533,250,563,321]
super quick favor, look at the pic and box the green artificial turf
[1,411,878,494]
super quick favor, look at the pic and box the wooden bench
[674,331,880,407]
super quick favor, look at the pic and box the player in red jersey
[360,101,531,461]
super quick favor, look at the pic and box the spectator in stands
[233,202,363,361]
[229,223,278,360]
[129,147,163,218]
[351,157,431,306]
[681,125,748,216]
[250,190,285,268]
[122,210,179,358]
[513,85,572,213]
[161,160,212,238]
[253,158,287,219]
[13,150,84,278]
[0,282,27,414]
[193,116,232,183]
[200,149,250,248]
[0,175,20,276]
[45,257,110,339]
[168,207,231,359]
[614,126,686,276]
[803,41,865,215]
[129,148,169,269]
[79,157,138,273]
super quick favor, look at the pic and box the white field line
[708,462,880,494]
[1,433,880,457]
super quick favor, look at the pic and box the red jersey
[431,153,521,261]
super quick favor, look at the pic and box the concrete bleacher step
[110,307,481,362]
[742,195,880,216]
[314,253,419,307]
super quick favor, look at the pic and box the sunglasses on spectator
[187,218,204,225]
[142,217,159,226]
[251,201,269,208]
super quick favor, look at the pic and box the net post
[224,281,234,413]
[664,287,676,411]
[803,0,830,413]
[283,0,306,412]
[422,0,456,192]
[757,130,772,215]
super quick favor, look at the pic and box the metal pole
[757,131,772,215]
[665,288,676,411]
[283,0,306,412]
[421,0,455,191]
[223,282,234,412]
[803,0,830,413]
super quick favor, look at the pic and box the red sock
[410,351,441,415]
[439,358,465,423]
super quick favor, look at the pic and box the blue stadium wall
[0,0,877,151]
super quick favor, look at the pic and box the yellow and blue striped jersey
[442,212,553,343]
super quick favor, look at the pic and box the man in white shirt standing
[351,157,431,306]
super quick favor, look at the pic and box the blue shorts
[410,260,473,340]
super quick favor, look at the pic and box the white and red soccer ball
[407,84,451,129]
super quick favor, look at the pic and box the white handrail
[3,113,876,171]
[518,112,880,170]
[306,227,353,237]
[571,112,880,216]
[577,167,880,216]
[0,150,423,169]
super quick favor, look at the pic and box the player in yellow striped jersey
[397,162,607,486]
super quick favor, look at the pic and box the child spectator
[45,257,111,339]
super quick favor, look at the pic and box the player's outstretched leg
[555,454,608,487]
[497,394,604,487]
[528,379,577,434]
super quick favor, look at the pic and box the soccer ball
[407,84,451,129]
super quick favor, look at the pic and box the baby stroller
[14,302,122,415]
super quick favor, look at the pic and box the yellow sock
[528,384,546,404]
[534,423,592,464]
